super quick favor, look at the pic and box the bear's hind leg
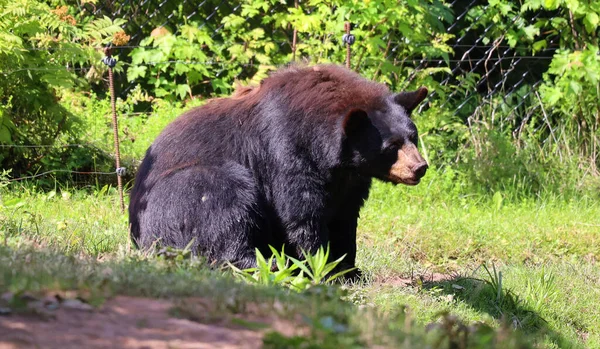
[136,162,267,268]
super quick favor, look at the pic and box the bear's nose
[413,162,428,179]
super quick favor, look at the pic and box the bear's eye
[409,133,418,144]
[383,139,403,151]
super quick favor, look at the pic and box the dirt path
[0,296,290,349]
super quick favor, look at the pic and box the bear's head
[343,87,429,186]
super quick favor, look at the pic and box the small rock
[0,307,11,315]
[44,297,60,311]
[61,299,93,311]
[1,292,14,303]
[272,300,284,313]
[27,301,56,318]
[27,301,45,309]
[20,293,38,302]
[46,303,60,311]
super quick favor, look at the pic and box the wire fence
[3,0,557,184]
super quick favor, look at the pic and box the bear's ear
[393,87,428,113]
[342,108,370,137]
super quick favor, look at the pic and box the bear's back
[135,64,391,186]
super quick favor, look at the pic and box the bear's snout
[388,143,428,185]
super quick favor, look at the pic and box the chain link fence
[82,0,553,115]
[5,0,562,183]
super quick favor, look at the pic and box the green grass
[1,175,599,348]
[354,175,600,348]
[355,178,599,347]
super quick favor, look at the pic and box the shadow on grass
[422,273,582,349]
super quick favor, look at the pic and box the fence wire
[3,0,558,183]
[86,0,553,110]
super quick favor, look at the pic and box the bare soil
[0,296,295,349]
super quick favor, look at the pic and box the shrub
[0,0,125,178]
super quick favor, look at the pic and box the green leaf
[325,266,357,284]
[2,197,25,209]
[492,191,503,210]
[180,25,199,42]
[174,62,190,75]
[321,254,347,277]
[542,86,562,105]
[543,0,560,10]
[264,42,276,54]
[222,15,246,29]
[0,125,11,143]
[550,17,568,29]
[175,84,191,99]
[288,256,313,280]
[583,13,599,34]
[155,88,169,97]
[131,49,151,65]
[250,28,265,40]
[253,248,266,269]
[568,80,581,95]
[41,71,74,88]
[506,32,518,48]
[254,53,271,64]
[532,40,547,52]
[548,51,570,75]
[127,65,147,81]
[290,273,311,291]
[564,0,581,12]
[523,25,539,41]
[176,46,196,60]
[211,79,231,94]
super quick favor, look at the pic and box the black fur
[129,64,428,274]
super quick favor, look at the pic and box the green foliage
[127,0,453,100]
[454,0,600,186]
[2,0,599,194]
[396,0,597,197]
[539,48,600,169]
[57,88,206,177]
[0,0,125,177]
[229,245,354,292]
[128,23,220,101]
[264,310,534,348]
[522,0,600,48]
[464,0,539,49]
[523,268,558,315]
[524,0,600,172]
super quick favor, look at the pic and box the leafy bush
[525,0,600,173]
[539,48,600,172]
[127,24,223,101]
[127,0,453,100]
[0,0,125,177]
[443,0,600,196]
[4,0,599,197]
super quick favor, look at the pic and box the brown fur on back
[264,64,388,113]
[231,84,260,99]
[223,64,390,117]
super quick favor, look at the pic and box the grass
[1,175,599,348]
[354,174,600,348]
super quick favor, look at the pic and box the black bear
[129,64,428,274]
